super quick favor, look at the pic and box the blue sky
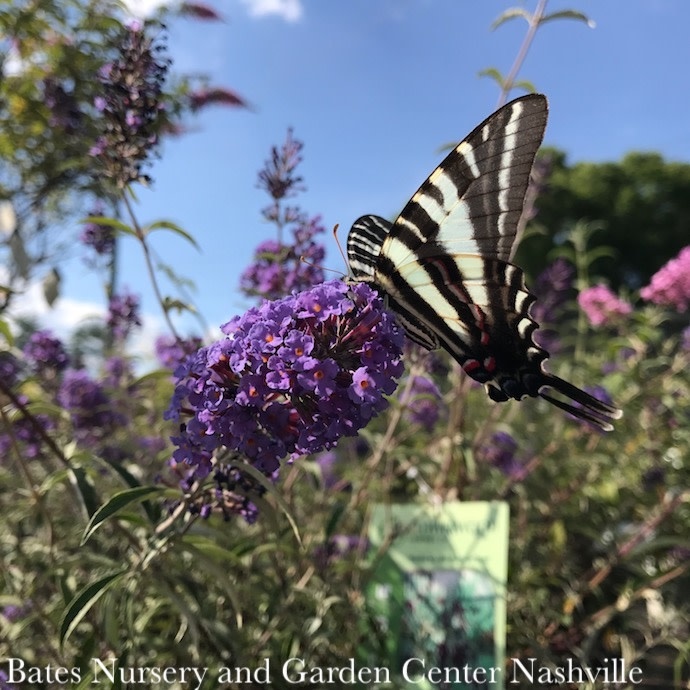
[20,0,690,358]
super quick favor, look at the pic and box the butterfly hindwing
[347,94,622,430]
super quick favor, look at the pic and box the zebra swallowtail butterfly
[346,94,621,431]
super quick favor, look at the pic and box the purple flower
[0,398,55,461]
[107,291,142,341]
[166,280,404,519]
[682,326,690,352]
[90,21,170,187]
[405,375,443,431]
[240,215,326,300]
[43,77,82,133]
[530,258,576,341]
[80,208,115,257]
[0,352,22,388]
[578,284,632,327]
[0,670,16,690]
[155,334,204,369]
[477,432,527,479]
[257,127,304,203]
[22,329,70,374]
[640,245,690,312]
[57,370,122,447]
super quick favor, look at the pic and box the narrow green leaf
[43,267,61,306]
[81,486,164,545]
[540,10,595,28]
[81,215,137,238]
[513,79,537,94]
[478,67,506,89]
[491,7,530,29]
[144,219,200,250]
[59,570,126,648]
[69,466,100,518]
[162,296,197,315]
[0,317,15,345]
[239,462,303,547]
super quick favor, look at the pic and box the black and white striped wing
[346,94,622,430]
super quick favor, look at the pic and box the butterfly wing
[347,95,622,430]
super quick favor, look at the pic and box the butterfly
[346,94,621,431]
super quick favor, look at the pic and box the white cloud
[120,0,173,18]
[5,278,165,372]
[240,0,303,22]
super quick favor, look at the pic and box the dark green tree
[518,149,690,289]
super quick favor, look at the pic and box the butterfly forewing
[382,93,548,269]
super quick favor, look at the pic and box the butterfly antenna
[332,223,352,277]
[299,253,343,278]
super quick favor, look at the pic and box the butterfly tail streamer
[539,373,623,432]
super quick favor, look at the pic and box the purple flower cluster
[107,291,142,341]
[577,284,632,327]
[257,127,304,209]
[43,77,82,134]
[90,20,169,187]
[405,376,443,431]
[477,431,526,480]
[240,215,326,300]
[531,258,576,324]
[640,245,690,312]
[155,334,204,369]
[57,370,123,446]
[166,280,404,482]
[80,209,115,257]
[22,329,70,374]
[0,351,22,388]
[0,396,55,460]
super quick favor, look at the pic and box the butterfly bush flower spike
[90,20,169,187]
[166,279,404,498]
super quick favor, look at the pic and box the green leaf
[239,462,303,547]
[59,570,126,648]
[491,7,531,30]
[0,317,14,345]
[81,486,164,545]
[478,67,505,89]
[143,219,200,250]
[69,466,100,518]
[540,10,595,28]
[162,296,197,315]
[43,267,61,306]
[81,215,138,238]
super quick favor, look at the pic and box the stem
[498,0,549,107]
[122,191,180,339]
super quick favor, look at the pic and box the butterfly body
[347,94,621,430]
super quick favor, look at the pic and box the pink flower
[640,246,690,312]
[578,285,632,327]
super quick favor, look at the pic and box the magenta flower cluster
[577,284,632,327]
[640,245,690,312]
[166,280,404,480]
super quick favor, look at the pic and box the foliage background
[1,1,689,689]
